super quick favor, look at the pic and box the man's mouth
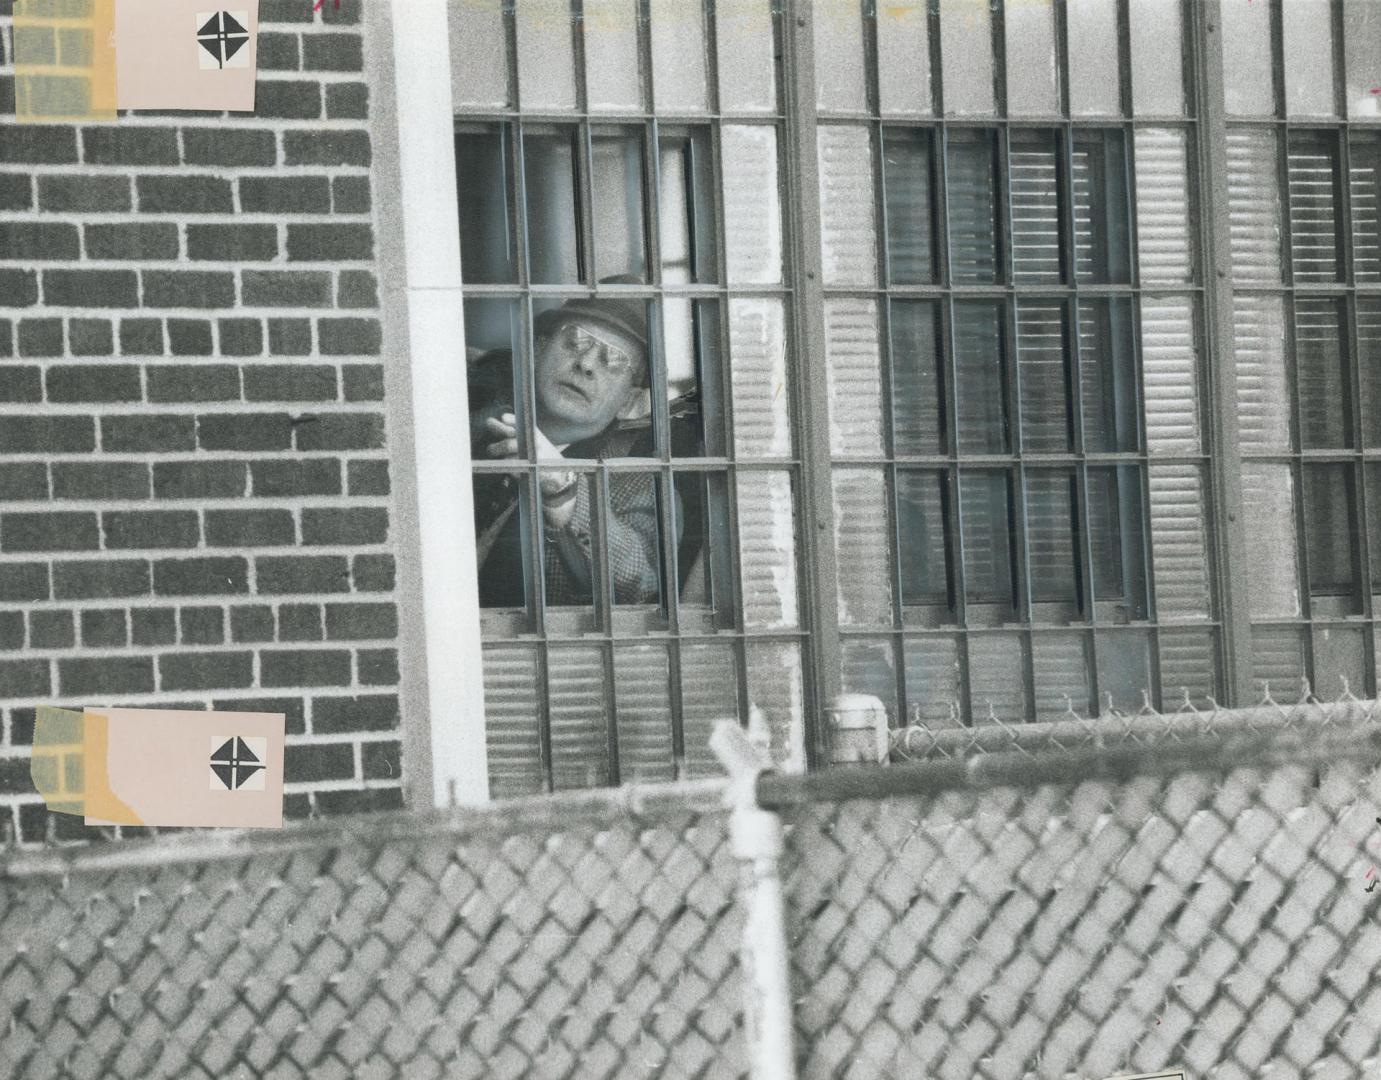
[559,379,591,404]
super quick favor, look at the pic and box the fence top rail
[0,777,730,881]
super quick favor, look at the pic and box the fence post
[711,720,797,1080]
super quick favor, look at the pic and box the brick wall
[0,0,407,842]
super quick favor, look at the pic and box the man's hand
[484,413,578,526]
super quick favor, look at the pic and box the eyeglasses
[558,322,638,376]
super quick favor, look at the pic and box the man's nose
[574,350,598,375]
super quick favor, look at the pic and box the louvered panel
[1287,136,1341,282]
[896,469,949,606]
[824,299,884,457]
[729,297,791,457]
[1242,462,1302,618]
[1071,148,1095,281]
[882,128,934,282]
[833,467,893,626]
[960,470,1015,605]
[1157,628,1218,708]
[902,636,962,726]
[1024,470,1079,604]
[612,645,673,784]
[1141,295,1200,456]
[946,132,999,282]
[679,642,739,778]
[1135,128,1193,283]
[1017,301,1070,453]
[482,645,544,798]
[745,641,804,766]
[1031,633,1091,720]
[547,646,609,790]
[1252,626,1308,702]
[1294,297,1348,449]
[817,124,877,286]
[1009,140,1062,284]
[1359,299,1381,445]
[1148,464,1211,621]
[954,301,1007,453]
[1077,299,1136,453]
[891,300,945,455]
[1226,129,1282,284]
[1232,293,1290,453]
[1353,138,1381,283]
[967,634,1028,721]
[736,469,799,629]
[721,124,781,284]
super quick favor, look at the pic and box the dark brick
[212,695,306,734]
[18,318,63,357]
[278,603,322,641]
[342,364,384,402]
[285,742,355,783]
[0,270,38,307]
[295,411,385,450]
[325,82,368,120]
[0,660,50,699]
[182,128,276,167]
[229,605,275,643]
[53,559,150,599]
[250,459,340,497]
[346,460,390,496]
[152,557,249,596]
[317,318,382,356]
[167,318,214,355]
[352,554,395,592]
[147,364,240,402]
[0,321,11,357]
[260,0,315,22]
[262,649,351,687]
[359,650,397,689]
[131,607,177,646]
[205,508,295,547]
[187,224,278,262]
[101,414,195,452]
[119,317,164,355]
[152,460,248,499]
[179,606,224,645]
[0,222,78,259]
[0,610,24,651]
[82,126,179,165]
[0,173,33,211]
[80,609,127,647]
[68,318,114,356]
[319,0,361,23]
[159,652,253,691]
[331,176,371,214]
[0,126,78,164]
[29,610,72,647]
[256,31,301,70]
[2,564,51,602]
[102,510,200,549]
[253,81,322,119]
[43,269,139,308]
[136,175,234,213]
[239,175,329,214]
[324,602,397,640]
[45,364,143,403]
[286,224,373,262]
[256,555,351,594]
[244,365,338,402]
[336,271,378,309]
[311,693,399,733]
[268,318,312,355]
[303,33,363,71]
[218,318,263,356]
[283,131,370,167]
[1,511,98,552]
[361,739,401,780]
[59,657,154,697]
[0,365,40,403]
[0,757,35,796]
[0,463,48,501]
[0,416,95,454]
[302,507,388,546]
[85,223,179,260]
[142,270,235,309]
[51,462,151,500]
[315,788,404,815]
[242,270,332,308]
[197,412,292,451]
[38,174,129,212]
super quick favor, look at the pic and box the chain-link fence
[4,695,1381,1079]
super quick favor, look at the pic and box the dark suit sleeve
[547,474,672,604]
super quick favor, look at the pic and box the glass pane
[1233,294,1291,452]
[1367,464,1381,584]
[1135,128,1193,283]
[833,468,893,626]
[1221,0,1276,117]
[722,125,782,284]
[877,0,931,117]
[1344,0,1381,119]
[1004,0,1059,117]
[1351,133,1381,283]
[1302,463,1360,600]
[548,646,609,789]
[1282,0,1336,118]
[736,470,798,629]
[649,0,708,113]
[483,645,543,797]
[1148,464,1212,622]
[1032,632,1091,719]
[1243,462,1301,618]
[746,641,804,766]
[903,636,962,726]
[449,0,508,109]
[1226,129,1283,284]
[841,639,898,727]
[1008,129,1063,285]
[824,299,883,457]
[946,130,1000,283]
[960,470,1015,607]
[1129,0,1185,116]
[814,0,866,112]
[680,643,739,777]
[475,477,534,605]
[938,0,995,116]
[1252,626,1308,702]
[658,128,718,285]
[674,470,731,615]
[1088,466,1148,619]
[457,126,517,285]
[1360,299,1381,447]
[1016,300,1071,453]
[523,129,582,284]
[540,472,597,609]
[666,298,720,456]
[1095,631,1153,712]
[953,300,1008,454]
[614,645,673,782]
[1141,295,1200,457]
[1294,297,1350,450]
[583,0,642,111]
[1078,297,1138,454]
[591,129,647,282]
[882,128,936,285]
[1072,130,1132,284]
[819,124,877,286]
[1066,0,1121,116]
[968,634,1027,720]
[729,297,791,456]
[716,0,777,114]
[1024,470,1080,605]
[1313,626,1366,699]
[515,0,577,112]
[1158,628,1219,708]
[897,470,951,607]
[891,300,944,456]
[1288,131,1343,283]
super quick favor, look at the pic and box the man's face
[533,318,644,444]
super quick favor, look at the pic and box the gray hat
[533,275,650,383]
